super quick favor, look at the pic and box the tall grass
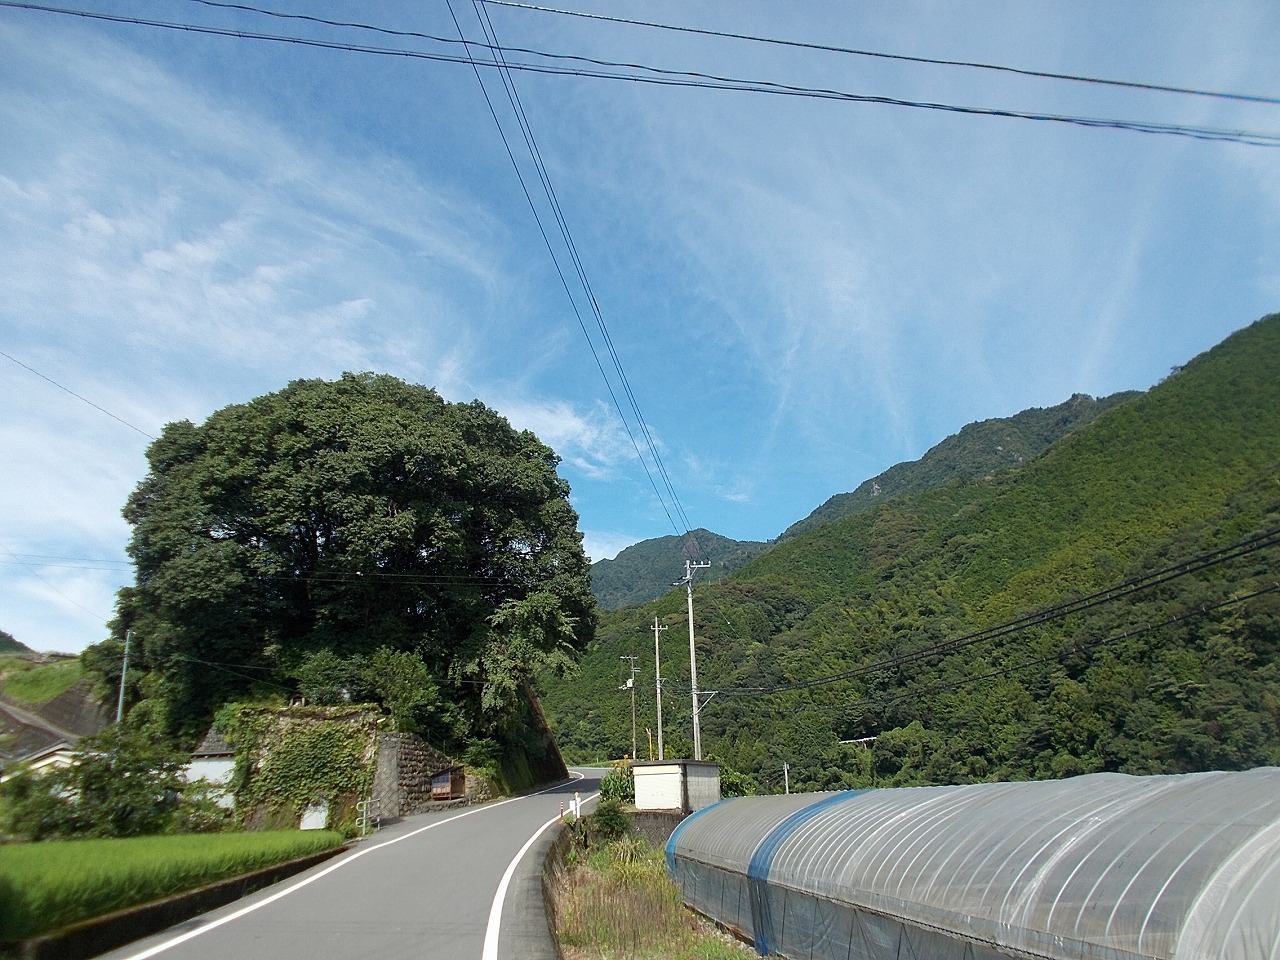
[548,835,751,960]
[0,830,342,941]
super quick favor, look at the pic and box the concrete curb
[5,844,348,960]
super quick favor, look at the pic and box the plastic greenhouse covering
[665,767,1280,960]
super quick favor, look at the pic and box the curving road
[97,768,603,960]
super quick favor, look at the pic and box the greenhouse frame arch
[665,767,1280,960]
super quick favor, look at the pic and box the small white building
[184,728,236,808]
[633,759,721,813]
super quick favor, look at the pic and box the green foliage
[215,704,375,827]
[599,761,635,803]
[1,659,83,704]
[290,650,359,706]
[0,830,342,941]
[718,764,755,798]
[590,797,631,840]
[91,373,595,747]
[545,313,1280,792]
[362,646,440,734]
[0,725,187,841]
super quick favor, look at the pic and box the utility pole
[619,655,638,759]
[651,617,668,760]
[115,630,131,723]
[676,559,712,760]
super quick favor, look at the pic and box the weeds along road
[97,767,604,960]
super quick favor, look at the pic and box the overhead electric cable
[667,527,1280,698]
[469,0,699,541]
[1,350,156,440]
[440,0,683,537]
[3,3,1277,147]
[0,538,112,623]
[833,581,1280,720]
[442,0,696,542]
[483,0,1280,107]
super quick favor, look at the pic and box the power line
[832,581,1280,721]
[472,0,699,541]
[443,0,697,541]
[484,0,1280,107]
[667,526,1280,698]
[3,2,1277,147]
[1,350,156,440]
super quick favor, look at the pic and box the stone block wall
[374,733,455,818]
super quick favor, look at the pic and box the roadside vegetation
[0,830,342,942]
[547,807,751,960]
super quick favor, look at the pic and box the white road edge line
[481,786,599,960]
[116,772,589,960]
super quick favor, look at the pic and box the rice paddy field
[0,830,343,941]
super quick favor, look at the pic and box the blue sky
[2,1,1278,653]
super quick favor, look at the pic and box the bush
[590,797,630,840]
[0,725,186,841]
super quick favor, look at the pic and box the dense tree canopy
[106,373,594,740]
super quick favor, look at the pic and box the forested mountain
[591,529,768,610]
[542,313,1280,792]
[779,390,1138,541]
[590,392,1134,610]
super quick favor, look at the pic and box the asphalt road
[96,767,603,960]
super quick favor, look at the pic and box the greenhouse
[665,767,1280,960]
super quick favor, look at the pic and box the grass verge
[1,659,84,705]
[0,830,343,941]
[547,832,753,960]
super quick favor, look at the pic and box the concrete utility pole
[652,617,668,760]
[677,559,712,760]
[115,630,131,723]
[619,655,638,759]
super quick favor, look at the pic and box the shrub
[590,797,630,840]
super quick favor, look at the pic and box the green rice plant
[0,830,342,941]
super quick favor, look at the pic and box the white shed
[184,727,236,808]
[633,759,720,813]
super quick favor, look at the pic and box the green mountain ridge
[590,391,1136,610]
[779,390,1139,541]
[545,313,1280,789]
[590,529,769,610]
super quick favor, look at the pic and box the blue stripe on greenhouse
[747,791,862,956]
[665,799,729,874]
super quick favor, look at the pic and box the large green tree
[107,373,594,739]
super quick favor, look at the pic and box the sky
[2,1,1278,653]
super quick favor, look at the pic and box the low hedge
[0,830,343,941]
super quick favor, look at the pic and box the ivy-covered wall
[216,705,380,830]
